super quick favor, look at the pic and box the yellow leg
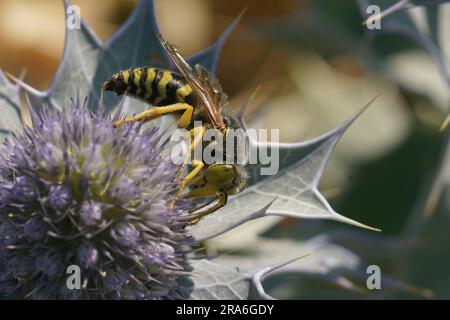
[169,160,204,209]
[112,103,193,128]
[187,172,206,186]
[183,191,228,225]
[175,126,206,183]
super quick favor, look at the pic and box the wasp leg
[170,127,206,207]
[169,127,206,208]
[175,126,206,183]
[183,191,228,225]
[187,171,206,187]
[169,160,204,209]
[187,196,217,214]
[112,103,193,128]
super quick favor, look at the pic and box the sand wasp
[102,34,248,224]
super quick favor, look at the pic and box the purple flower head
[80,200,103,226]
[23,217,48,241]
[104,269,130,293]
[47,185,71,210]
[35,250,63,277]
[109,176,141,204]
[141,242,177,267]
[0,188,11,208]
[36,142,63,174]
[0,99,194,299]
[113,222,140,248]
[77,243,99,269]
[11,176,37,202]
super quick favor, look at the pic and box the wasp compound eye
[205,164,236,186]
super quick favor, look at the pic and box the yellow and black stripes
[102,67,196,107]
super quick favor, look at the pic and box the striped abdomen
[102,67,196,106]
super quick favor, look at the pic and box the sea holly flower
[0,0,423,299]
[0,99,193,299]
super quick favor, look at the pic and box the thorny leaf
[358,0,450,112]
[182,257,308,300]
[188,100,380,241]
[190,237,430,299]
[0,71,22,142]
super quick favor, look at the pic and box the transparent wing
[194,65,228,108]
[157,33,226,131]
